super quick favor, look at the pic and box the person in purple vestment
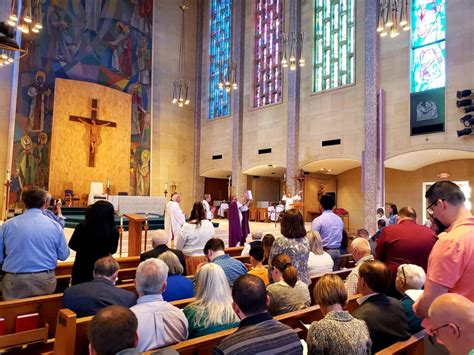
[228,196,242,247]
[240,194,252,244]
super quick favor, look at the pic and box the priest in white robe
[202,193,214,220]
[164,192,185,245]
[282,191,302,211]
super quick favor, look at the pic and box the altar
[107,195,167,216]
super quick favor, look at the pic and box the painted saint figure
[16,135,37,187]
[136,37,151,85]
[84,0,102,33]
[131,84,146,136]
[27,71,51,132]
[34,132,49,188]
[109,22,132,77]
[137,149,150,196]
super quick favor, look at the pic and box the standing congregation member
[307,274,372,355]
[306,231,334,276]
[0,186,70,300]
[42,192,66,228]
[202,193,214,220]
[164,192,186,246]
[352,260,410,353]
[311,194,344,270]
[387,204,398,225]
[140,230,187,274]
[69,200,119,285]
[63,256,137,317]
[267,253,310,316]
[269,209,310,285]
[204,238,247,287]
[176,201,215,274]
[414,181,474,317]
[376,206,436,297]
[183,263,239,338]
[427,294,474,355]
[131,258,188,351]
[213,274,303,355]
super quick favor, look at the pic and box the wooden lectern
[291,202,305,214]
[124,213,146,256]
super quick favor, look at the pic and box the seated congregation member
[395,264,425,334]
[306,231,334,276]
[140,230,187,274]
[345,238,374,296]
[240,232,263,256]
[131,258,188,351]
[307,274,371,355]
[375,206,436,298]
[352,260,410,353]
[267,253,310,316]
[69,200,119,285]
[183,263,239,338]
[0,186,69,300]
[159,251,194,302]
[213,274,303,355]
[63,256,137,317]
[427,294,474,355]
[247,246,269,285]
[204,238,247,287]
[269,209,310,285]
[261,233,275,265]
[176,201,215,275]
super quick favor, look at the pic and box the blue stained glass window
[209,0,232,119]
[254,0,284,108]
[410,0,446,93]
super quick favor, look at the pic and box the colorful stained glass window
[313,0,355,93]
[209,0,232,119]
[411,0,446,93]
[254,0,283,108]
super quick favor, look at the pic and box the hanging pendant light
[377,0,410,39]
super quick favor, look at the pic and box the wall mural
[10,0,152,206]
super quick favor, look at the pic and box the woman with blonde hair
[183,263,239,338]
[158,251,194,302]
[307,274,371,354]
[307,231,334,276]
[267,253,310,315]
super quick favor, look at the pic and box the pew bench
[376,330,425,355]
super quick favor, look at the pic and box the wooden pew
[376,330,425,355]
[55,256,141,277]
[50,295,361,355]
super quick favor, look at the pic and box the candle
[164,183,168,190]
[120,216,123,230]
[107,177,110,188]
[6,170,11,181]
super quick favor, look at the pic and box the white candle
[6,170,11,181]
[164,183,168,190]
[107,177,110,188]
[120,216,123,229]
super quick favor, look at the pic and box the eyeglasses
[428,323,460,345]
[426,199,444,216]
[401,266,406,285]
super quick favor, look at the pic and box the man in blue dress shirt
[0,186,70,300]
[311,194,344,271]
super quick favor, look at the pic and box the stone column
[192,0,205,202]
[231,0,247,198]
[363,0,380,234]
[286,0,302,195]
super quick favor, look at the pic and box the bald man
[427,294,474,355]
[140,230,187,275]
[345,238,374,296]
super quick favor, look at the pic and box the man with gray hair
[42,192,66,228]
[140,230,187,274]
[131,258,188,351]
[345,237,374,296]
[63,256,136,317]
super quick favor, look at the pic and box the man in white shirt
[131,258,188,351]
[164,192,185,246]
[281,191,302,211]
[202,193,214,220]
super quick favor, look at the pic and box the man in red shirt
[375,206,437,298]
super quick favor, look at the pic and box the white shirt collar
[357,293,379,305]
[355,254,374,266]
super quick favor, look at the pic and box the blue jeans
[325,249,341,271]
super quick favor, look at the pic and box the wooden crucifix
[69,99,117,167]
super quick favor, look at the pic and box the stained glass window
[313,0,355,93]
[209,0,232,119]
[254,0,283,108]
[411,0,446,93]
